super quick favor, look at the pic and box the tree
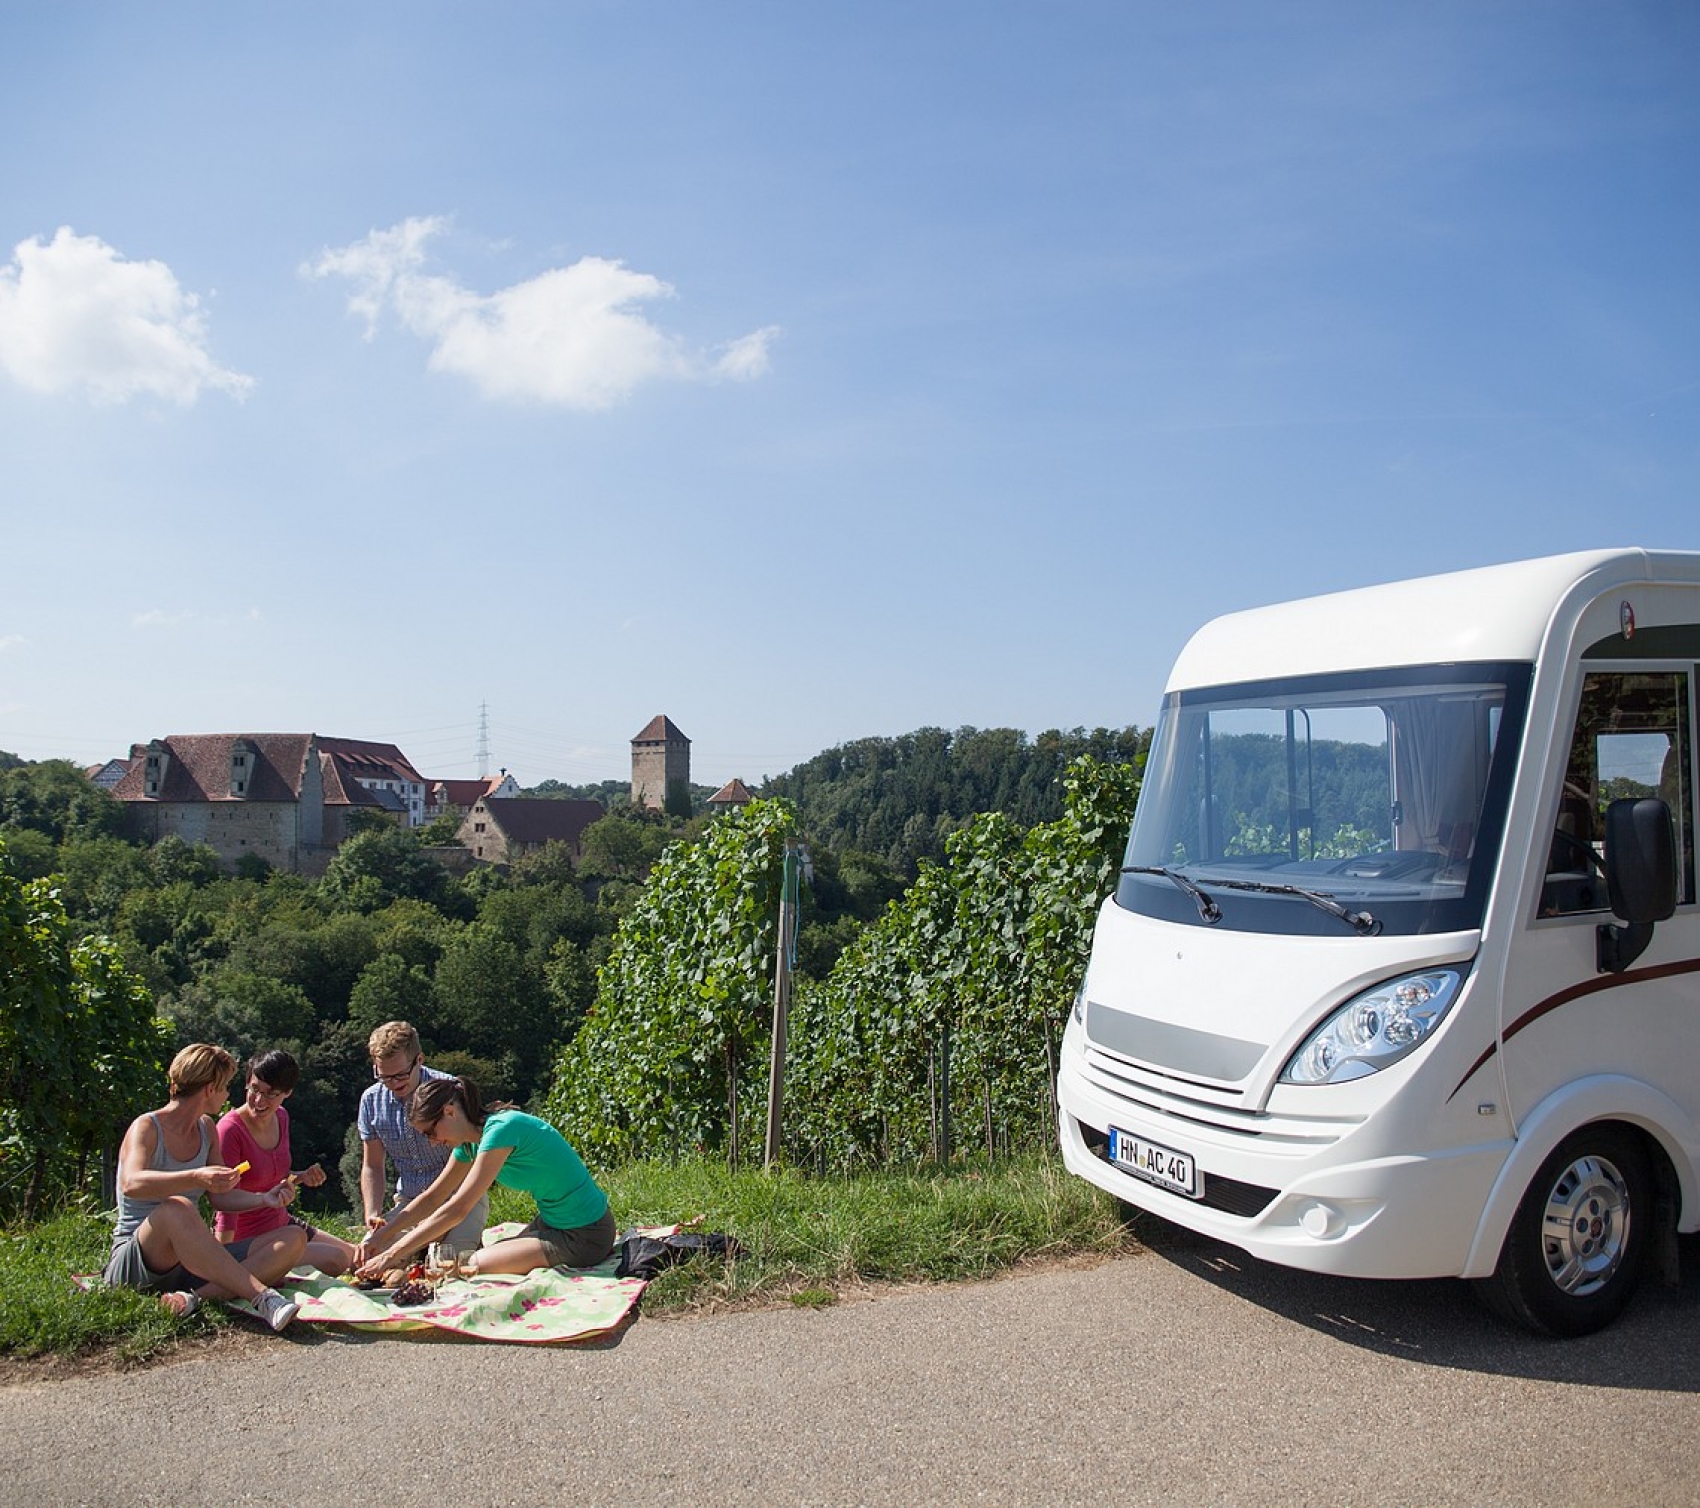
[145,835,222,888]
[762,725,1149,876]
[578,812,671,881]
[431,923,553,1100]
[525,777,633,806]
[0,827,55,881]
[114,880,219,994]
[162,968,317,1063]
[0,839,170,1218]
[320,827,453,912]
[54,836,158,924]
[0,759,127,845]
[221,911,378,1018]
[347,952,435,1040]
[543,937,596,1040]
[507,840,579,889]
[415,810,466,846]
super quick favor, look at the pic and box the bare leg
[464,1236,551,1275]
[304,1232,357,1276]
[222,1227,308,1296]
[136,1198,305,1302]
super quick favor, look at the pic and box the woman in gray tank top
[102,1044,308,1332]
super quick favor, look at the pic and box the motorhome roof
[1166,547,1700,693]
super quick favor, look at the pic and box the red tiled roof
[708,778,754,805]
[111,734,315,803]
[319,752,385,807]
[433,777,506,808]
[632,714,689,745]
[472,798,605,847]
[318,737,426,786]
[110,734,393,806]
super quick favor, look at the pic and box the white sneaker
[255,1288,299,1333]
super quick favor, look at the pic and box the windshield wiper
[1202,877,1383,936]
[1121,865,1222,924]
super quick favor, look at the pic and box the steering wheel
[1549,827,1605,876]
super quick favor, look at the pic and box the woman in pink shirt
[214,1049,357,1276]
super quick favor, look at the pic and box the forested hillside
[1,727,1149,1213]
[760,725,1148,877]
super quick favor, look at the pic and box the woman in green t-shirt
[355,1077,615,1277]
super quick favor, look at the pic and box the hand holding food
[356,1250,396,1282]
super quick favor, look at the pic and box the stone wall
[632,739,690,811]
[121,800,344,875]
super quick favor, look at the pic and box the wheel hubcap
[1539,1154,1631,1297]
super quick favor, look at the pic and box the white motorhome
[1057,548,1697,1334]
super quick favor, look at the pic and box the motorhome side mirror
[1596,797,1676,974]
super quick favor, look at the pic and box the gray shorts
[519,1207,617,1269]
[102,1233,256,1293]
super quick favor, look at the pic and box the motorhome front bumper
[1057,1059,1507,1280]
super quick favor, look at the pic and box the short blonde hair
[169,1043,237,1100]
[368,1020,422,1063]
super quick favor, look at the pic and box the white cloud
[132,607,263,630]
[0,227,253,405]
[305,217,777,409]
[713,326,780,382]
[0,634,25,653]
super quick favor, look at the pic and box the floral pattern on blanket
[281,1222,649,1344]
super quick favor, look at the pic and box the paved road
[6,1220,1700,1505]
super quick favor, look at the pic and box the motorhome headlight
[1072,982,1087,1026]
[1280,969,1463,1085]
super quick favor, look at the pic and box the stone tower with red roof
[630,714,690,812]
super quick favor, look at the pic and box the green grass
[0,1206,362,1368]
[595,1150,1134,1313]
[0,1211,193,1366]
[0,1153,1133,1366]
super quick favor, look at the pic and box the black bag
[615,1229,743,1280]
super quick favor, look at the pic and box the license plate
[1109,1127,1198,1198]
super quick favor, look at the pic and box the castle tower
[631,715,691,813]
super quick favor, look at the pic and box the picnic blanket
[272,1222,651,1345]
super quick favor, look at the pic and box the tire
[1475,1127,1652,1337]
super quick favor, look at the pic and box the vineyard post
[938,1018,952,1164]
[765,842,804,1167]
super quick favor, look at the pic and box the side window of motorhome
[1541,669,1694,917]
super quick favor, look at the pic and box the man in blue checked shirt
[357,1021,488,1257]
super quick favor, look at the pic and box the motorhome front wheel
[1476,1127,1652,1337]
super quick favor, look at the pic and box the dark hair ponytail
[408,1075,486,1131]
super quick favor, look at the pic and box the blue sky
[1,3,1696,789]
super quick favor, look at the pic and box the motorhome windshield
[1119,662,1532,936]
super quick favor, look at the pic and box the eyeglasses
[373,1057,420,1086]
[248,1082,287,1102]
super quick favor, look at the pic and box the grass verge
[594,1150,1134,1313]
[1,1152,1133,1367]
